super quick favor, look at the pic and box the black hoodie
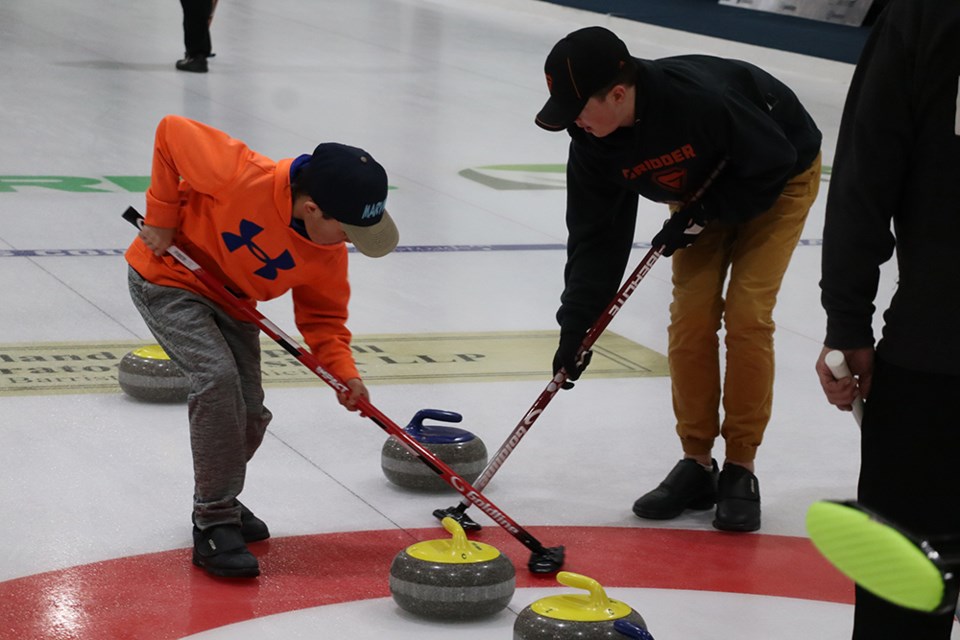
[821,0,960,374]
[558,55,821,336]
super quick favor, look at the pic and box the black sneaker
[238,502,270,542]
[632,459,719,520]
[713,464,761,532]
[175,56,208,73]
[192,524,260,578]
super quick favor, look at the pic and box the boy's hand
[651,201,710,256]
[139,224,177,257]
[338,378,369,412]
[552,331,591,390]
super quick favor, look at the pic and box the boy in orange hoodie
[126,115,398,578]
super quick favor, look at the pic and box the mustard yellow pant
[667,154,821,463]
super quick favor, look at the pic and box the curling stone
[117,345,189,403]
[389,516,515,620]
[381,409,487,491]
[614,619,656,640]
[514,571,650,640]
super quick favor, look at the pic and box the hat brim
[535,96,584,132]
[341,209,399,258]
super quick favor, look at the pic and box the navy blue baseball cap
[301,143,398,258]
[536,26,631,131]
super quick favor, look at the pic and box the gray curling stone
[514,571,651,640]
[118,345,189,403]
[389,516,516,620]
[381,409,487,491]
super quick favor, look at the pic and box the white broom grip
[824,350,852,379]
[824,350,864,426]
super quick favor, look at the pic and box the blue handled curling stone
[389,516,516,619]
[118,345,189,403]
[380,409,487,491]
[614,619,656,640]
[514,572,650,639]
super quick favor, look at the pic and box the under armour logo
[222,219,295,280]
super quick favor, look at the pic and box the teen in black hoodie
[537,26,821,533]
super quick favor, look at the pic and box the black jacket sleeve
[558,142,639,337]
[820,5,904,349]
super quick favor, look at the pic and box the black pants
[854,356,960,639]
[180,0,213,58]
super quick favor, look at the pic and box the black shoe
[713,464,761,532]
[238,502,270,543]
[192,524,260,578]
[191,502,270,543]
[175,56,208,73]
[633,459,719,520]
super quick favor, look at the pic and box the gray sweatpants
[128,266,272,530]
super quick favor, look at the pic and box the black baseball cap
[300,143,398,258]
[535,26,631,131]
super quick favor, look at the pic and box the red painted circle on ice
[0,526,851,638]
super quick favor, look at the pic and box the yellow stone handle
[556,571,613,611]
[441,517,471,554]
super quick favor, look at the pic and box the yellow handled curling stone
[389,516,515,619]
[118,345,189,403]
[514,571,650,639]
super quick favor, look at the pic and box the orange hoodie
[126,115,359,382]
